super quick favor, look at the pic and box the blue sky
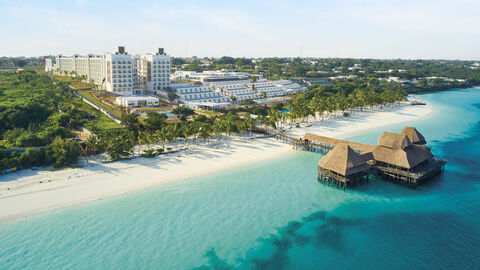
[1,0,479,59]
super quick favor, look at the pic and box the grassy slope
[0,72,121,131]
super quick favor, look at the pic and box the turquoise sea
[1,88,480,269]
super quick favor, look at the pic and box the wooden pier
[303,133,376,153]
[254,126,447,189]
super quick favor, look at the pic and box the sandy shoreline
[0,99,431,223]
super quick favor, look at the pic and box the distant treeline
[172,57,480,84]
[0,57,45,69]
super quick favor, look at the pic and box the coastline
[0,99,432,224]
[284,98,432,139]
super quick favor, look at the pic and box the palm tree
[155,129,168,149]
[243,113,256,135]
[213,119,225,139]
[198,123,212,142]
[84,134,101,162]
[268,108,282,129]
[180,122,195,147]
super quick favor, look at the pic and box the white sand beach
[285,100,432,139]
[0,100,431,223]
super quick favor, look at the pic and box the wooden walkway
[254,127,307,150]
[303,133,375,153]
[254,127,303,144]
[253,128,375,154]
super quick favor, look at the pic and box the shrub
[272,102,284,111]
[3,128,26,144]
[154,148,165,155]
[141,148,164,158]
[16,132,43,147]
[19,147,45,168]
[101,130,134,161]
[46,113,71,127]
[141,149,157,158]
[45,137,81,168]
[0,151,21,171]
[250,106,268,116]
[41,126,73,143]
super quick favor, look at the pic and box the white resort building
[214,83,262,101]
[172,84,230,109]
[245,79,307,97]
[115,96,159,107]
[104,47,134,95]
[52,54,106,87]
[172,70,251,83]
[173,70,307,101]
[45,46,171,96]
[138,49,171,95]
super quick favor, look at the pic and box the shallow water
[1,87,480,270]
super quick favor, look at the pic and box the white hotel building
[53,54,106,88]
[46,46,170,96]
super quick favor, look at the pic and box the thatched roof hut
[372,131,432,170]
[378,131,412,149]
[401,127,426,145]
[318,144,371,176]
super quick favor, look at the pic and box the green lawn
[135,107,170,112]
[52,74,97,89]
[73,100,122,130]
[77,90,122,119]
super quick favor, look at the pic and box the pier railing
[253,127,375,154]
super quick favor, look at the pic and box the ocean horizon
[1,87,480,269]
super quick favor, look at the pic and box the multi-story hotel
[140,49,171,95]
[104,47,134,95]
[53,54,106,87]
[46,46,170,96]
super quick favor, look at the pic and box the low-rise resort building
[313,127,446,189]
[173,84,231,110]
[115,96,159,107]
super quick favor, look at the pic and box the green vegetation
[283,79,406,123]
[82,110,256,162]
[171,106,195,120]
[77,90,122,118]
[141,148,164,158]
[45,137,82,168]
[1,136,81,171]
[0,71,119,171]
[51,74,97,90]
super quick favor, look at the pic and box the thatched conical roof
[318,144,371,176]
[373,130,432,169]
[372,144,433,169]
[378,132,412,150]
[401,127,426,145]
